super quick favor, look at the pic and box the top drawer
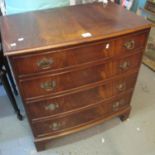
[11,40,114,77]
[115,31,148,56]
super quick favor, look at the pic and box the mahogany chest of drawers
[0,2,151,151]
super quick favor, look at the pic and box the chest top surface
[0,2,151,56]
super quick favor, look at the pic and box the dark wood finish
[11,40,114,77]
[27,72,136,121]
[113,52,143,74]
[119,108,131,121]
[0,2,151,152]
[34,106,131,143]
[19,52,141,101]
[0,2,151,56]
[32,102,107,137]
[27,82,113,121]
[115,31,149,56]
[19,62,113,100]
[32,91,132,138]
[34,141,46,152]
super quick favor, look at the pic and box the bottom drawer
[108,92,132,113]
[32,92,132,138]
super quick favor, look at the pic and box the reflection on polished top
[0,2,151,56]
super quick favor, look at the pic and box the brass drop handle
[120,61,130,70]
[112,99,125,111]
[49,122,61,131]
[37,57,53,69]
[124,40,135,50]
[45,103,59,111]
[117,83,126,91]
[40,80,56,91]
[112,101,120,111]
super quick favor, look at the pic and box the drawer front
[12,41,114,77]
[32,92,132,138]
[113,52,142,74]
[32,102,108,137]
[108,92,132,113]
[20,63,113,100]
[27,83,113,120]
[27,73,136,120]
[113,73,137,95]
[115,31,148,56]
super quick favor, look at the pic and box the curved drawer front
[27,83,113,120]
[32,92,132,138]
[20,63,113,100]
[32,102,108,138]
[115,31,148,56]
[20,55,138,100]
[108,92,132,113]
[27,72,137,120]
[12,41,114,77]
[113,52,142,74]
[113,73,137,95]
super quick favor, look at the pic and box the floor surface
[0,65,155,155]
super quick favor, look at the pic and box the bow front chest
[0,2,151,151]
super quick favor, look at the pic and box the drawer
[32,91,132,138]
[32,101,108,138]
[115,31,148,56]
[108,92,132,113]
[20,62,113,100]
[27,73,136,120]
[113,73,137,95]
[11,41,114,77]
[113,52,142,74]
[27,83,113,120]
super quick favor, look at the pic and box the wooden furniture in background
[0,8,23,120]
[137,1,155,71]
[0,2,151,151]
[0,41,23,120]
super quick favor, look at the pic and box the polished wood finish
[11,40,114,77]
[19,62,113,100]
[0,2,151,152]
[0,2,151,56]
[27,82,113,121]
[32,91,132,138]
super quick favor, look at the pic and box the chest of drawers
[0,2,151,151]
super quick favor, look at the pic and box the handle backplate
[112,99,126,111]
[124,40,135,50]
[45,103,59,111]
[117,83,126,91]
[37,57,53,69]
[120,61,130,70]
[40,80,56,91]
[49,122,61,131]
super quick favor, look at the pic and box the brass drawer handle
[37,57,53,69]
[45,103,59,111]
[112,101,120,111]
[120,61,130,70]
[117,83,126,91]
[112,99,125,111]
[124,40,135,50]
[49,122,61,131]
[40,80,56,91]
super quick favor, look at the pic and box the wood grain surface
[0,2,151,56]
